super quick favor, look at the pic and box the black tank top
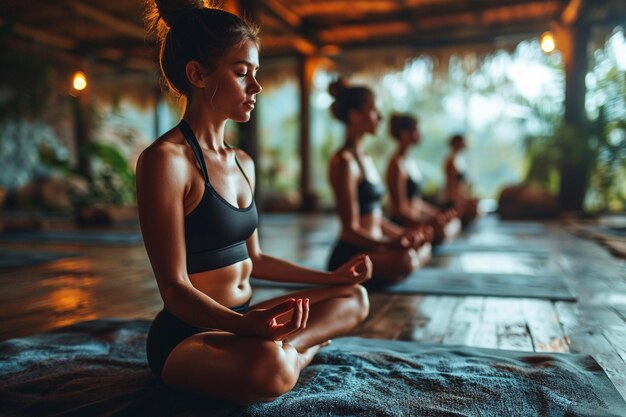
[179,120,258,274]
[351,149,384,215]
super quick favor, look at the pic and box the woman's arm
[234,149,371,285]
[248,231,371,285]
[136,141,244,332]
[330,151,394,249]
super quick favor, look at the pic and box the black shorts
[146,300,250,378]
[327,240,368,271]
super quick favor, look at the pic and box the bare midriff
[340,209,385,243]
[188,258,253,308]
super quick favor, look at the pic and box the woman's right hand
[236,298,310,341]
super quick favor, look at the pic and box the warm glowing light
[320,44,341,56]
[72,71,87,91]
[540,31,556,53]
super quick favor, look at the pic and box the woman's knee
[247,341,299,400]
[351,284,370,322]
[400,248,420,275]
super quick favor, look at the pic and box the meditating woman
[326,79,432,285]
[137,1,371,405]
[386,114,461,245]
[443,134,479,225]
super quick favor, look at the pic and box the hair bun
[156,0,207,28]
[328,77,349,98]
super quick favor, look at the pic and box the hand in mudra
[332,254,372,284]
[238,298,310,341]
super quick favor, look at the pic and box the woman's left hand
[330,254,373,285]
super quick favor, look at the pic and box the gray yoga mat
[251,268,577,301]
[434,242,550,256]
[0,250,81,269]
[468,221,546,234]
[0,230,143,246]
[0,319,623,417]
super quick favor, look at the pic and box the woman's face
[203,40,262,122]
[354,95,382,134]
[402,125,420,146]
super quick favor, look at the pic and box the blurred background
[0,0,624,219]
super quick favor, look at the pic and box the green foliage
[41,140,136,207]
[586,110,626,211]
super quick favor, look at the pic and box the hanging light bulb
[540,31,556,53]
[72,71,87,91]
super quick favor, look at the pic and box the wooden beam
[265,0,302,27]
[560,0,589,25]
[258,2,319,54]
[0,17,77,50]
[308,0,564,28]
[298,55,317,211]
[338,21,551,50]
[71,1,146,40]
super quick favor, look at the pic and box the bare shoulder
[388,153,402,169]
[330,148,354,169]
[231,147,255,178]
[137,130,189,182]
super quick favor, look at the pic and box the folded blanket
[1,319,624,417]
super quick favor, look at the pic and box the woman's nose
[249,77,262,94]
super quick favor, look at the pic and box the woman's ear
[347,108,360,126]
[186,61,207,88]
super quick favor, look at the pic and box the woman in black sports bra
[137,2,371,405]
[443,134,479,225]
[386,114,461,245]
[326,79,433,285]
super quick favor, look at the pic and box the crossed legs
[161,284,369,405]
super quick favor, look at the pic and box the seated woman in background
[326,79,433,286]
[137,1,372,405]
[443,134,479,225]
[386,114,461,245]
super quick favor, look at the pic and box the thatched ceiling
[1,0,624,81]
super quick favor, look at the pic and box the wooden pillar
[556,22,590,212]
[235,0,260,203]
[70,61,92,180]
[153,87,161,139]
[71,96,90,179]
[235,0,259,164]
[298,54,317,211]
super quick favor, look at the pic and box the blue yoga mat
[0,319,623,417]
[434,242,550,256]
[251,268,576,301]
[0,230,143,246]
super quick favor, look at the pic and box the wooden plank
[357,295,424,340]
[522,299,568,352]
[401,296,461,344]
[471,297,499,349]
[493,298,534,351]
[568,329,626,399]
[441,296,485,346]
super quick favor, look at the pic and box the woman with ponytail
[386,114,461,244]
[326,79,433,286]
[137,1,371,404]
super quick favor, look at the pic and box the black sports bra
[406,175,421,200]
[351,149,384,215]
[179,120,258,274]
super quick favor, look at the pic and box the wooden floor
[1,212,625,401]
